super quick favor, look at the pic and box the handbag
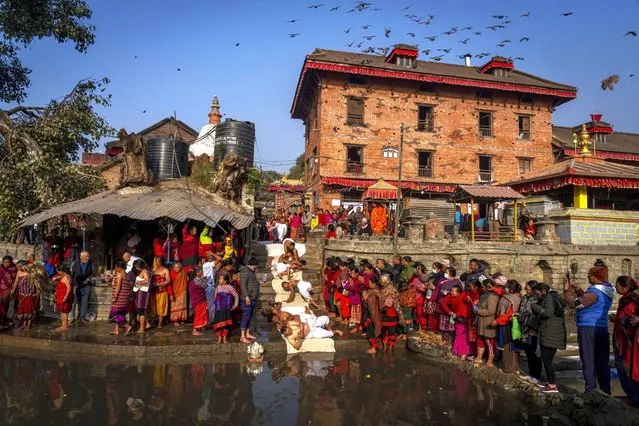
[522,313,541,332]
[511,316,522,341]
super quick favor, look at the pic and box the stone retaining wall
[322,239,639,292]
[549,208,639,246]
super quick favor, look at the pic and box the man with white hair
[358,217,373,236]
[123,251,141,274]
[71,250,96,322]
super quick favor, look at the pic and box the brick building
[290,45,577,217]
[82,117,198,189]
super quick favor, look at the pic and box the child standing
[213,274,239,344]
[399,281,416,336]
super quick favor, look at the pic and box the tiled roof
[553,126,639,155]
[510,157,639,185]
[451,185,524,201]
[305,48,576,91]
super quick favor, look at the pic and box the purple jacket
[344,279,363,305]
[433,278,462,314]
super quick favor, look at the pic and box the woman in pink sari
[0,256,17,328]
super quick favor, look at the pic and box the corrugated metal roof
[509,157,639,185]
[451,185,524,201]
[21,180,254,229]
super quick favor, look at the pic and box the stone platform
[0,314,374,364]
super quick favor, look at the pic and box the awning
[321,176,457,193]
[20,180,254,229]
[361,179,398,200]
[450,185,524,203]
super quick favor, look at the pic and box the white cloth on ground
[300,313,334,339]
[297,280,313,300]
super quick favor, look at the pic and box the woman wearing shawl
[213,274,239,344]
[190,266,209,336]
[0,256,17,328]
[610,276,639,404]
[380,274,405,350]
[11,262,39,331]
[363,275,383,354]
[518,280,543,383]
[423,262,446,332]
[433,267,462,339]
[132,259,151,334]
[181,222,199,273]
[440,284,472,359]
[109,259,133,335]
[492,279,522,374]
[170,262,188,325]
[344,265,364,331]
[476,278,503,367]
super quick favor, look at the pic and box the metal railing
[346,161,363,173]
[479,126,492,137]
[418,166,433,177]
[417,119,434,132]
[478,170,492,182]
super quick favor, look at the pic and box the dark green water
[0,352,536,425]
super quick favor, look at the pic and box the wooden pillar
[470,196,475,242]
[573,185,588,209]
[513,200,518,241]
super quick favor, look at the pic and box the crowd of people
[321,255,639,401]
[0,221,263,343]
[259,204,392,242]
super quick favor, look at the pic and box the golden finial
[578,124,592,155]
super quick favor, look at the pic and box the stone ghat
[407,333,639,426]
[323,239,639,291]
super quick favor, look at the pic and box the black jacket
[239,265,260,302]
[71,260,96,288]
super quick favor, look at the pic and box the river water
[0,352,538,425]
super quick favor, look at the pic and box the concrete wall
[0,242,36,262]
[549,208,639,246]
[321,239,639,293]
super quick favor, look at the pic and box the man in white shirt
[123,251,141,274]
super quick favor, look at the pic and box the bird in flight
[458,38,470,44]
[362,25,371,29]
[521,12,531,17]
[424,35,437,41]
[422,49,431,55]
[438,48,451,53]
[461,26,472,31]
[289,33,300,38]
[362,35,375,40]
[407,32,415,37]
[500,39,512,43]
[177,68,181,71]
[496,43,506,48]
[377,47,390,55]
[475,53,491,59]
[493,15,507,19]
[346,41,355,47]
[235,42,240,47]
[355,2,372,11]
[142,110,147,113]
[430,55,444,61]
[384,27,392,37]
[514,57,525,61]
[344,27,352,34]
[401,4,412,11]
[560,12,574,16]
[623,31,637,37]
[308,4,324,9]
[287,19,298,23]
[330,5,341,11]
[362,47,375,53]
[474,32,482,36]
[520,37,530,42]
[601,74,620,90]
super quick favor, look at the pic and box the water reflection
[0,353,530,425]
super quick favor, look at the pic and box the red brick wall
[303,73,558,209]
[143,122,197,143]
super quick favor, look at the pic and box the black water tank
[213,119,255,167]
[145,136,189,180]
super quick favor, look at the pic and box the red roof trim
[586,126,614,134]
[512,176,639,193]
[563,149,639,161]
[385,48,419,63]
[479,60,515,74]
[292,61,577,116]
[321,176,457,193]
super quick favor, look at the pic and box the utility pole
[392,123,405,256]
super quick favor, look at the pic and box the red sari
[54,275,73,314]
[0,265,17,321]
[181,224,198,273]
[189,277,208,329]
[614,292,639,383]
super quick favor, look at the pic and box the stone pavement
[0,312,373,363]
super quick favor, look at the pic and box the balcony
[346,161,363,173]
[417,119,434,132]
[478,170,493,183]
[479,126,492,137]
[418,166,433,178]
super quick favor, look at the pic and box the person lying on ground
[282,279,322,310]
[279,309,343,350]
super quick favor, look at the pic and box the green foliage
[0,78,114,235]
[287,153,305,180]
[189,160,216,188]
[249,168,283,202]
[0,0,95,103]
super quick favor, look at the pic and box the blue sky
[10,0,639,172]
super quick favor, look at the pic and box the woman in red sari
[0,256,17,328]
[611,276,639,405]
[181,222,199,273]
[189,266,208,336]
[11,262,38,331]
[53,264,73,332]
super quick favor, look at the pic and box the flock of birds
[278,1,636,91]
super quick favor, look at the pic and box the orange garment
[370,205,387,235]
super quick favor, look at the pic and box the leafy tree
[0,0,95,103]
[287,153,305,180]
[0,1,110,235]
